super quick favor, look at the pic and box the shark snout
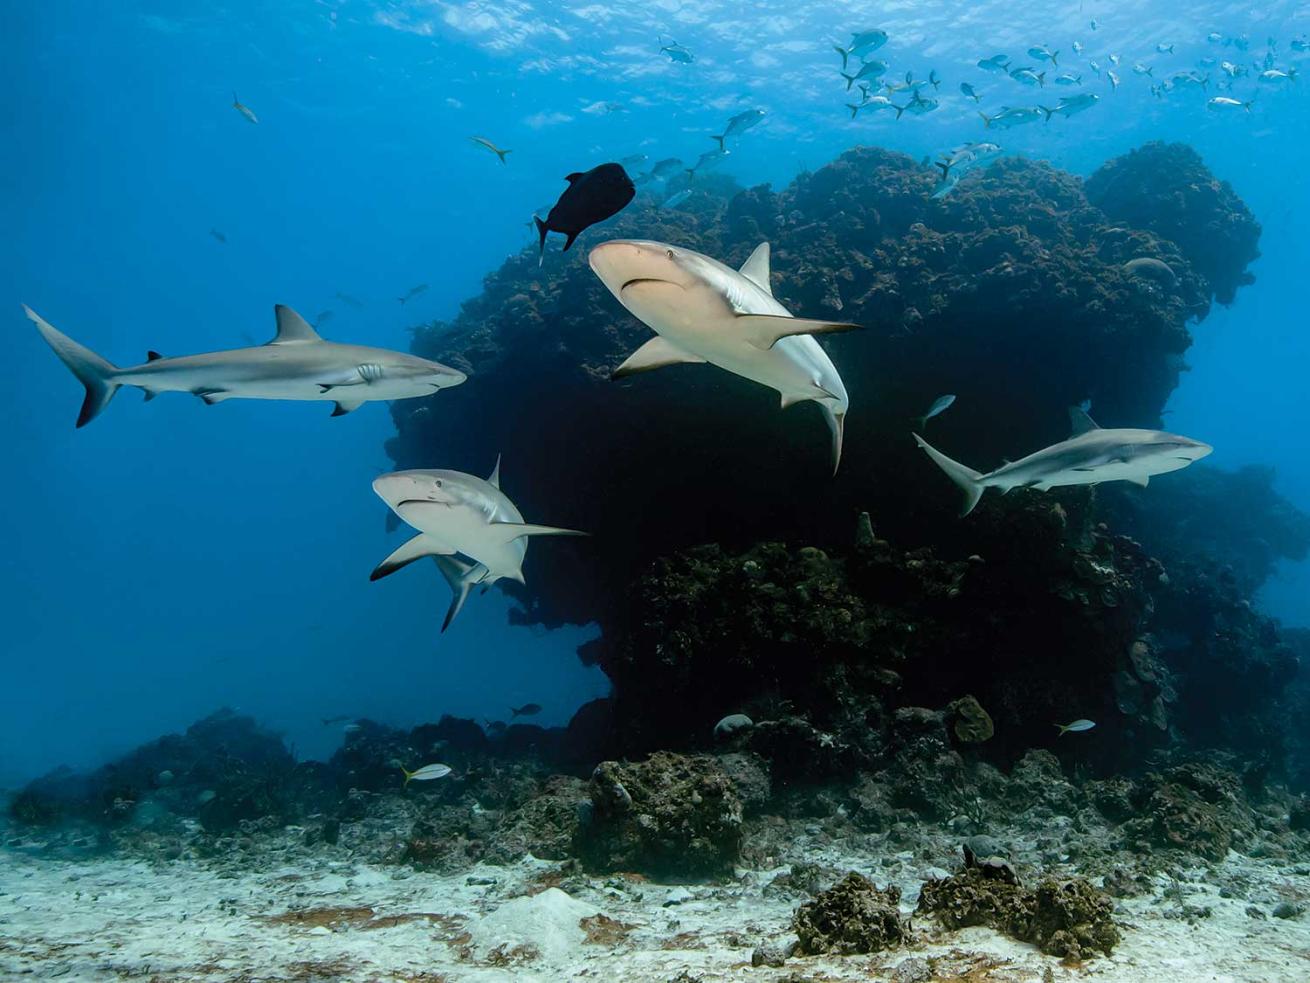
[588,239,682,294]
[429,363,468,389]
[372,471,454,509]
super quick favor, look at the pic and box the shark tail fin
[535,216,548,266]
[913,433,985,516]
[25,305,121,427]
[821,404,846,475]
[496,148,511,164]
[434,555,485,632]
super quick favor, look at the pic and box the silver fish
[1056,719,1096,736]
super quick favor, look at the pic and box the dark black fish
[510,702,542,718]
[535,162,634,264]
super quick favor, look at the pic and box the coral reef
[1084,141,1261,308]
[379,140,1304,796]
[574,752,743,879]
[792,872,910,955]
[916,848,1120,960]
[387,144,1259,638]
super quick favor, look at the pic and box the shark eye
[665,248,675,260]
[434,479,443,488]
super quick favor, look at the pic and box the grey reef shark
[588,239,858,473]
[25,304,466,426]
[370,458,587,631]
[914,406,1213,515]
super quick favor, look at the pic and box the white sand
[2,839,1308,982]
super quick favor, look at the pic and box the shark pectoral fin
[370,533,452,582]
[485,521,589,545]
[143,389,158,402]
[738,243,773,295]
[737,314,861,350]
[331,396,366,416]
[433,555,486,632]
[194,388,231,405]
[612,336,706,379]
[488,454,502,489]
[1126,474,1149,487]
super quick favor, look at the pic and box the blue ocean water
[2,0,1307,788]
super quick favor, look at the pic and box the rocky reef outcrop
[389,143,1257,635]
[1084,141,1261,308]
[382,140,1302,787]
[575,751,743,880]
[792,872,909,955]
[916,848,1120,961]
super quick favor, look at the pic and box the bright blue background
[2,1,1306,785]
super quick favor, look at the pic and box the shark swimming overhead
[25,304,467,427]
[914,407,1212,516]
[370,458,587,631]
[587,239,860,473]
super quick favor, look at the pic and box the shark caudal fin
[821,404,846,475]
[434,555,486,632]
[24,305,121,427]
[535,217,548,267]
[913,433,985,516]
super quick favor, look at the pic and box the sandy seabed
[2,837,1308,983]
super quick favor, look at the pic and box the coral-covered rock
[386,144,1258,641]
[487,775,588,863]
[574,752,743,879]
[792,872,910,955]
[947,695,995,744]
[1137,762,1253,860]
[1085,141,1260,307]
[917,850,1119,960]
[8,709,299,832]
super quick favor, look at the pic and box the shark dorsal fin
[488,454,502,489]
[269,305,323,345]
[1069,406,1100,436]
[739,242,772,295]
[147,350,163,361]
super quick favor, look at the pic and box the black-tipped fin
[737,314,861,350]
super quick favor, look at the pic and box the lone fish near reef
[232,92,258,124]
[535,163,635,264]
[510,703,542,718]
[401,763,452,786]
[1056,719,1096,736]
[470,135,511,164]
